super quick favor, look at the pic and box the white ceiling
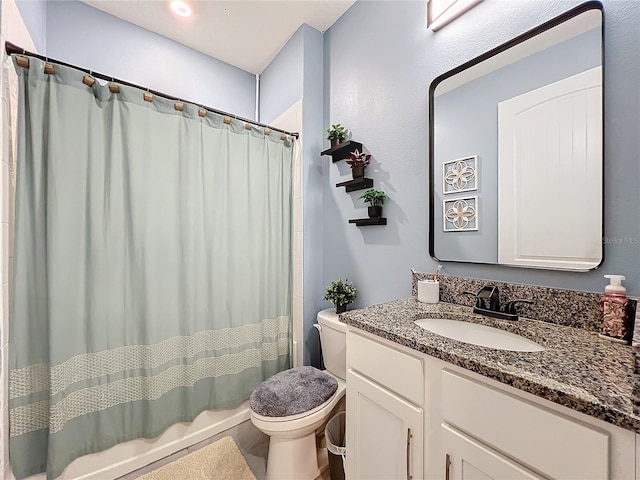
[81,0,355,74]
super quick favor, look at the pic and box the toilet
[250,308,346,480]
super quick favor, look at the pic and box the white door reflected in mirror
[498,67,602,270]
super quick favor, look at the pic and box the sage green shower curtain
[10,56,293,479]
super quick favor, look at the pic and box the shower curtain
[9,56,293,479]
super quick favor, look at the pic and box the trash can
[325,411,346,480]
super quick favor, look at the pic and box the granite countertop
[341,297,639,432]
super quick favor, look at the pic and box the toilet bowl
[250,309,346,480]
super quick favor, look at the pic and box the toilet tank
[317,309,347,380]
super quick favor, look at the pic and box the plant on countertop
[346,149,371,168]
[326,124,347,143]
[359,189,388,206]
[324,279,357,313]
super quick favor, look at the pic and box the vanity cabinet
[442,424,543,480]
[346,331,424,479]
[440,369,609,479]
[346,328,637,480]
[347,370,423,479]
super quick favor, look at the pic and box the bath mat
[138,436,256,480]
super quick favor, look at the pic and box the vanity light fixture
[428,0,482,31]
[170,0,192,17]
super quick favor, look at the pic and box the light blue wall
[44,0,255,119]
[323,0,640,302]
[14,0,46,53]
[300,25,326,367]
[433,28,601,263]
[260,28,304,124]
[260,24,325,367]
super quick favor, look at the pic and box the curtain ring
[43,56,55,75]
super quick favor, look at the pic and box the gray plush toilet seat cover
[250,366,338,417]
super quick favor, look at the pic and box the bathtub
[20,401,251,480]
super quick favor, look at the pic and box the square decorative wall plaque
[443,155,478,194]
[443,196,478,232]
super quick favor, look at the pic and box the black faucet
[462,286,532,321]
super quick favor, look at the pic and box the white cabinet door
[442,424,543,480]
[347,369,423,480]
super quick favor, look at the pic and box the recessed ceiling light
[170,0,192,17]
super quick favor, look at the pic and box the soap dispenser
[599,275,635,344]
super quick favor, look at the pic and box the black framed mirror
[429,1,604,271]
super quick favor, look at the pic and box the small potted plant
[323,279,357,314]
[326,124,347,149]
[346,149,371,179]
[359,189,388,218]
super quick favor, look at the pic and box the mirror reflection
[430,3,603,271]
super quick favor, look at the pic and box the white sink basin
[415,318,545,352]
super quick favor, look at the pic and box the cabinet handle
[406,428,413,480]
[445,453,451,480]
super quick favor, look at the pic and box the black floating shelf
[349,217,387,227]
[321,140,363,163]
[336,177,374,192]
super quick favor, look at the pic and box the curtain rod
[4,42,299,139]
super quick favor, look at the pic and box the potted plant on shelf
[326,124,347,148]
[359,189,388,218]
[346,149,371,180]
[323,279,357,314]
